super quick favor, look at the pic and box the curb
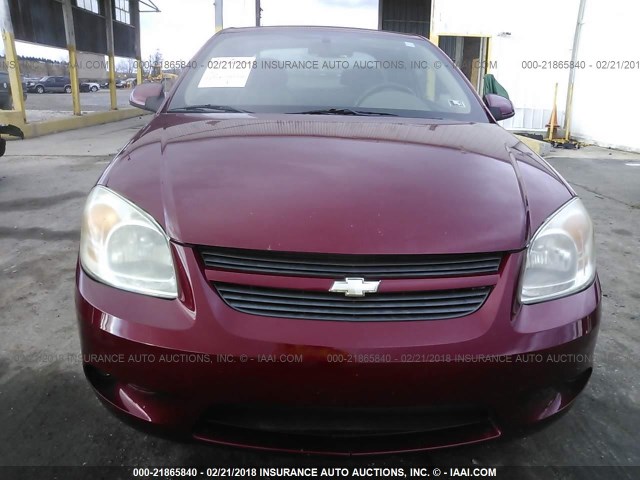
[0,108,151,139]
[515,134,552,157]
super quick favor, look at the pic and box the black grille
[214,283,491,321]
[200,404,490,437]
[193,404,498,453]
[200,246,502,278]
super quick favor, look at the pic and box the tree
[147,50,163,78]
[116,58,136,76]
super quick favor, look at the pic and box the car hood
[101,115,572,254]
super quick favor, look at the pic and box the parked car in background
[0,71,27,110]
[24,77,40,92]
[28,76,72,94]
[80,82,101,92]
[100,79,125,89]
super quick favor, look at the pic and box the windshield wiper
[288,108,398,117]
[167,104,251,113]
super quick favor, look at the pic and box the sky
[10,0,379,63]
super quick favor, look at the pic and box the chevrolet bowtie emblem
[329,278,381,297]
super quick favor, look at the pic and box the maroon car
[76,27,599,454]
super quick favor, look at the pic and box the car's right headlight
[519,198,596,304]
[80,186,177,299]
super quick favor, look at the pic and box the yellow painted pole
[68,47,81,115]
[108,54,117,108]
[105,0,117,109]
[0,0,25,123]
[215,0,223,32]
[136,59,143,86]
[2,30,25,121]
[427,33,439,102]
[61,0,81,115]
[429,0,436,40]
[135,0,143,86]
[426,0,437,101]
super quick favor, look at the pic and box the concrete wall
[76,52,109,81]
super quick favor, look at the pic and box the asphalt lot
[0,119,638,477]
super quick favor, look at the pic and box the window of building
[76,0,100,14]
[115,0,131,24]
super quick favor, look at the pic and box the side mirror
[130,82,165,112]
[484,93,515,121]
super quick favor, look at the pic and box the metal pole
[256,0,261,27]
[215,0,223,32]
[135,1,143,86]
[61,0,81,116]
[0,0,25,122]
[105,0,117,110]
[563,0,587,141]
[547,82,559,141]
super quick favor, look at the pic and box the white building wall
[77,52,109,80]
[431,0,578,132]
[431,0,640,151]
[569,0,640,152]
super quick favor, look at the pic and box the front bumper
[76,245,600,454]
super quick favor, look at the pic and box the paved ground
[21,89,132,122]
[0,121,638,477]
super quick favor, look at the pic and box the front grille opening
[201,404,490,436]
[214,283,492,321]
[200,246,503,279]
[193,404,499,453]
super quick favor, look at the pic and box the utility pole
[256,0,261,26]
[215,0,223,32]
[563,0,587,141]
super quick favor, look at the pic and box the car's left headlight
[519,198,595,304]
[80,186,177,299]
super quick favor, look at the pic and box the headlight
[80,186,177,298]
[520,198,595,304]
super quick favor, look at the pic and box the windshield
[168,28,489,122]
